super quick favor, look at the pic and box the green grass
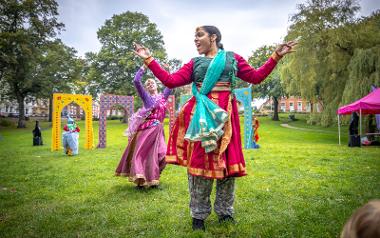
[0,116,379,238]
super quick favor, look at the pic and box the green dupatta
[184,50,229,153]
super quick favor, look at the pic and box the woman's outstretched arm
[146,59,193,89]
[133,67,154,108]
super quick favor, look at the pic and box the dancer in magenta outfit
[115,66,172,188]
[134,25,296,230]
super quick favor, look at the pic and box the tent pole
[338,115,341,145]
[359,109,362,137]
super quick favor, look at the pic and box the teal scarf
[184,50,229,153]
[68,121,77,131]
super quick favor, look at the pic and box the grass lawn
[0,115,379,237]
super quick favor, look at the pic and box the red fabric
[63,125,80,132]
[167,92,246,178]
[253,118,259,142]
[148,53,277,88]
[148,52,278,178]
[148,60,193,88]
[235,53,277,84]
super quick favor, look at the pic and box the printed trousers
[188,173,235,220]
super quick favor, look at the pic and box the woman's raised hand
[275,40,298,57]
[133,42,151,59]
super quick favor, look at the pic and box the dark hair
[200,25,224,50]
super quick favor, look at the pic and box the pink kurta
[115,93,168,186]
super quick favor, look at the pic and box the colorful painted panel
[51,93,94,151]
[234,88,255,149]
[97,95,134,148]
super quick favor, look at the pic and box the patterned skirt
[166,90,246,179]
[115,124,167,186]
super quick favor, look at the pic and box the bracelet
[144,56,154,66]
[271,51,283,62]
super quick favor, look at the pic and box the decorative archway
[167,95,176,134]
[51,93,94,151]
[234,87,254,149]
[97,94,134,148]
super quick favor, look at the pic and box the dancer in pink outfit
[115,66,172,188]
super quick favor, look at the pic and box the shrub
[307,113,321,125]
[0,119,13,127]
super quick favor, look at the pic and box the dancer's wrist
[144,55,154,66]
[271,51,282,62]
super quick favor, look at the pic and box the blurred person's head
[341,200,380,238]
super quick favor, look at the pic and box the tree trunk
[272,96,279,121]
[17,95,26,128]
[309,100,314,113]
[48,94,53,122]
[122,110,128,123]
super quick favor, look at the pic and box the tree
[248,45,285,121]
[280,0,361,126]
[340,12,380,105]
[82,52,103,97]
[92,11,167,97]
[0,0,63,127]
[35,40,82,121]
[163,58,185,107]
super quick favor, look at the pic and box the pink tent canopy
[337,88,380,115]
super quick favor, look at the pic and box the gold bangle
[144,56,154,66]
[271,51,282,62]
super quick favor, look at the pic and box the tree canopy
[89,11,167,97]
[280,0,379,126]
[248,45,285,120]
[0,0,64,127]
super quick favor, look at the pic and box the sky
[56,0,380,62]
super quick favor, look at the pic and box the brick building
[261,96,322,113]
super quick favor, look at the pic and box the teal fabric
[229,53,238,93]
[192,52,235,83]
[67,116,76,131]
[184,50,229,153]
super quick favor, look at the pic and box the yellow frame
[51,93,94,151]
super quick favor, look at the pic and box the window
[289,102,294,112]
[306,102,311,112]
[297,102,302,112]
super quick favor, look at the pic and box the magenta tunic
[147,53,278,179]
